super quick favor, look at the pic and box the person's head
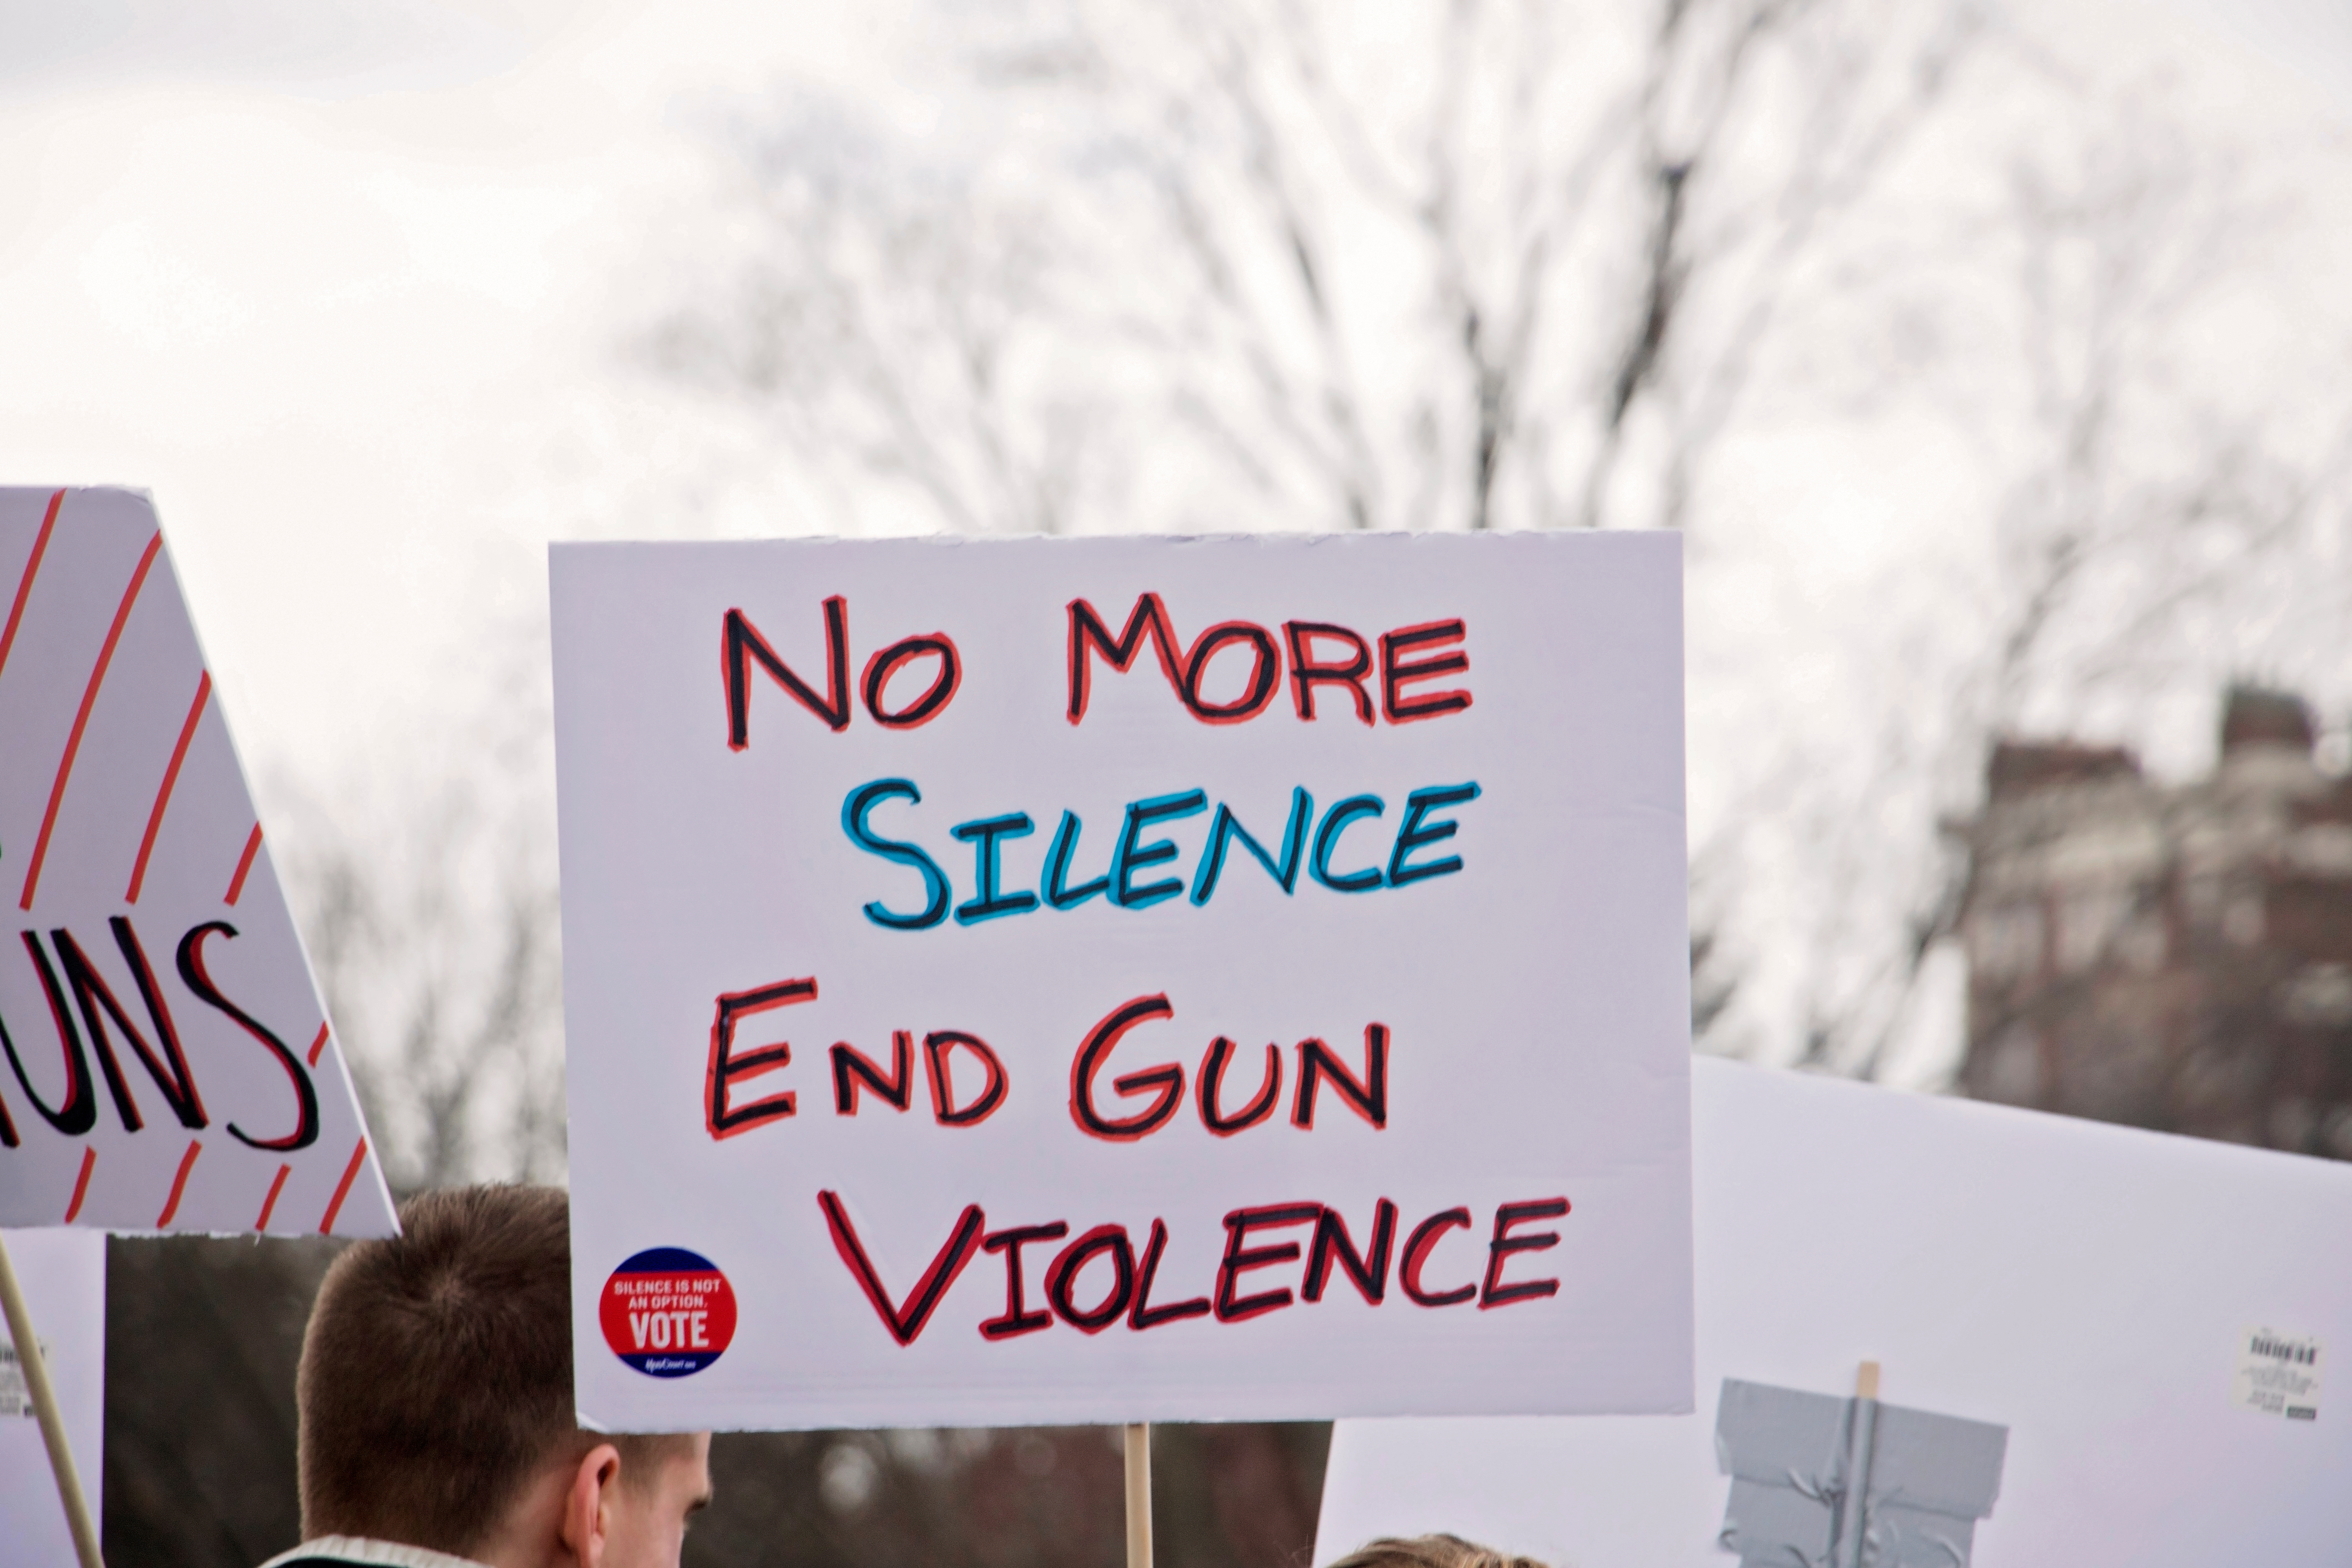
[1325,1535,1550,1568]
[297,1184,711,1568]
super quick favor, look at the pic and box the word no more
[723,592,1473,738]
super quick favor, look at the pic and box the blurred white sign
[1315,1058,2352,1567]
[0,488,393,1237]
[0,1229,103,1564]
[553,533,1693,1430]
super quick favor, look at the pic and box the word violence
[817,1192,1572,1347]
[721,592,1472,739]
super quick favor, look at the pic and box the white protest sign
[554,534,1693,1431]
[1314,1058,2352,1566]
[0,1228,103,1563]
[0,488,394,1237]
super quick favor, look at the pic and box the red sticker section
[600,1248,738,1378]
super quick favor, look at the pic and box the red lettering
[1214,1203,1322,1323]
[925,1030,1008,1126]
[817,1190,985,1347]
[860,634,961,729]
[980,1221,1068,1339]
[54,919,207,1132]
[1069,993,1185,1142]
[176,920,318,1152]
[1128,1218,1212,1329]
[831,1031,912,1114]
[1303,1199,1397,1305]
[1067,594,1280,725]
[1380,619,1471,723]
[1399,1207,1476,1307]
[1181,621,1280,724]
[1292,1025,1388,1129]
[704,977,814,1140]
[724,599,849,744]
[1045,1224,1136,1334]
[1067,598,1468,726]
[1066,593,1185,723]
[961,1197,1550,1339]
[1196,1036,1281,1136]
[1480,1197,1569,1308]
[1283,622,1374,723]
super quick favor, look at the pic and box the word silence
[840,779,1481,930]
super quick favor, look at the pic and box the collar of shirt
[258,1535,494,1568]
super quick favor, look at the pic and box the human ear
[561,1443,624,1568]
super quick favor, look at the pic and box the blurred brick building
[1956,686,2352,1159]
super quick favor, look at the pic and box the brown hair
[1325,1535,1551,1568]
[296,1184,684,1552]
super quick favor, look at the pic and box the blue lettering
[951,812,1038,924]
[842,779,951,930]
[1310,795,1387,893]
[1112,790,1208,909]
[1387,782,1481,887]
[1191,788,1312,905]
[1042,809,1111,910]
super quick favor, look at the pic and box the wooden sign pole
[1124,1422,1153,1568]
[0,1233,104,1568]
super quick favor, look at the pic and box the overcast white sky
[0,0,939,791]
[4,0,2347,1083]
[0,0,2336,791]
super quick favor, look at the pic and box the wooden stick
[1855,1359,1880,1400]
[1123,1421,1153,1568]
[0,1232,104,1568]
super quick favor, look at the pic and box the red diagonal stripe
[128,670,211,903]
[225,822,263,905]
[307,1023,330,1067]
[19,530,164,911]
[63,1147,96,1223]
[0,489,64,679]
[156,1138,203,1227]
[255,1162,292,1230]
[320,1137,368,1234]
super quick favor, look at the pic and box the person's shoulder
[257,1536,491,1568]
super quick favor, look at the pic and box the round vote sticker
[600,1248,737,1378]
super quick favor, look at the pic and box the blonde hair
[1325,1533,1551,1568]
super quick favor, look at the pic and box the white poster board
[1315,1058,2352,1566]
[0,1229,104,1565]
[0,488,393,1237]
[552,534,1693,1431]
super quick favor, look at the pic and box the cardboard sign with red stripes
[0,488,393,1236]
